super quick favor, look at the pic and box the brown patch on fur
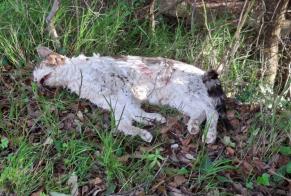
[112,55,128,61]
[138,64,153,76]
[163,60,175,85]
[142,57,163,65]
[45,53,65,66]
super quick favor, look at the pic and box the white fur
[33,54,219,143]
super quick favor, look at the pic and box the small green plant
[97,131,126,183]
[256,173,270,186]
[272,162,291,184]
[143,149,164,169]
[0,137,9,150]
[246,181,254,189]
[279,146,291,156]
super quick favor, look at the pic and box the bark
[157,0,247,26]
[263,0,289,89]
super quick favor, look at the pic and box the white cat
[33,47,228,143]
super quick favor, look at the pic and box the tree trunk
[157,0,246,26]
[263,0,289,90]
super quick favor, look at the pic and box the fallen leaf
[225,147,235,156]
[167,186,184,196]
[90,177,103,185]
[173,175,186,187]
[43,137,53,146]
[134,188,145,196]
[253,158,267,173]
[67,172,78,196]
[184,153,195,160]
[117,154,130,162]
[242,160,253,175]
[31,187,44,196]
[232,183,248,195]
[160,117,180,134]
[77,111,84,121]
[222,136,236,148]
[226,110,236,119]
[206,189,220,196]
[229,119,240,129]
[81,185,89,195]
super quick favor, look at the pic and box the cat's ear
[37,46,54,58]
[36,46,65,66]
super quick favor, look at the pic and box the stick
[149,0,156,34]
[216,0,255,75]
[46,0,61,48]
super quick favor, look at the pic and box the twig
[153,155,169,180]
[149,0,156,34]
[190,0,197,33]
[201,0,218,67]
[216,0,255,75]
[46,0,61,48]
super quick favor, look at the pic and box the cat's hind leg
[132,111,166,125]
[109,95,157,142]
[202,109,219,144]
[118,120,153,142]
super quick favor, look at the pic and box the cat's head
[33,46,68,86]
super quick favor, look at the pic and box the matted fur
[33,47,223,143]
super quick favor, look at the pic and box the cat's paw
[139,130,153,142]
[202,131,217,144]
[187,119,200,135]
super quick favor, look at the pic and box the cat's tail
[202,70,233,130]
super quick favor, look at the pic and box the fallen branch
[46,0,61,48]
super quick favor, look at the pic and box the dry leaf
[226,147,235,156]
[77,111,84,121]
[90,177,103,185]
[253,158,267,173]
[242,160,253,175]
[173,175,186,187]
[117,154,130,163]
[31,188,44,196]
[43,137,53,146]
[67,172,78,196]
[160,117,180,134]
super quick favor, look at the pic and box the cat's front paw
[187,119,200,135]
[203,131,217,144]
[140,130,153,142]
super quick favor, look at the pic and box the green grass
[0,0,290,195]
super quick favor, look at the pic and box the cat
[33,46,228,143]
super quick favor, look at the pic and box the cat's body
[33,47,227,143]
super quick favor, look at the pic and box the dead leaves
[159,117,198,165]
[171,175,187,187]
[225,98,260,132]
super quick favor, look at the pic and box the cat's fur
[33,47,227,143]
